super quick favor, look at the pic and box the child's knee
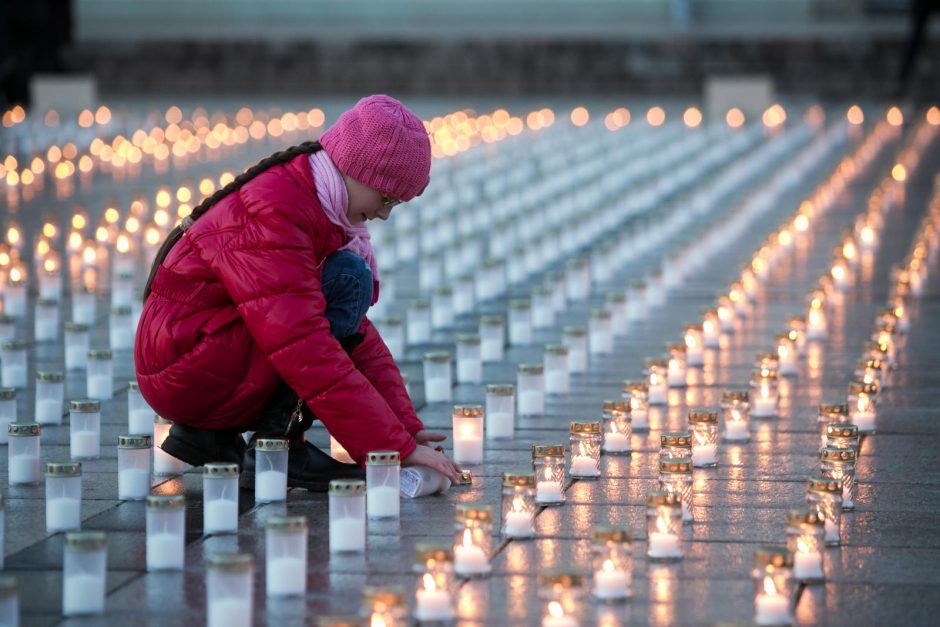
[322,251,373,338]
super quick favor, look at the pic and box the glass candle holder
[786,316,807,356]
[112,272,135,308]
[455,334,482,384]
[35,371,65,425]
[755,352,779,376]
[45,462,83,532]
[70,399,101,460]
[750,368,778,418]
[644,359,669,405]
[423,351,452,404]
[127,381,154,435]
[0,340,28,389]
[569,422,601,478]
[847,381,877,433]
[817,403,848,451]
[452,405,484,465]
[454,504,492,578]
[109,306,134,350]
[0,576,17,626]
[254,438,289,503]
[2,277,26,317]
[825,423,860,453]
[688,410,719,468]
[532,284,555,329]
[659,432,692,460]
[532,444,566,506]
[717,296,735,332]
[592,526,632,602]
[86,349,113,400]
[702,308,721,348]
[658,458,694,523]
[430,286,454,330]
[508,298,533,345]
[646,490,682,561]
[855,358,886,390]
[72,287,96,326]
[146,495,185,571]
[64,323,90,371]
[34,299,60,342]
[117,435,151,500]
[62,531,107,617]
[329,479,366,553]
[8,423,41,484]
[729,281,748,316]
[485,384,515,440]
[601,399,631,455]
[479,315,505,363]
[588,308,613,355]
[360,586,407,627]
[561,326,588,374]
[207,553,254,627]
[517,363,545,417]
[153,416,186,476]
[775,333,798,376]
[683,324,704,366]
[805,302,827,340]
[500,471,536,538]
[622,382,649,430]
[543,344,570,395]
[786,509,824,584]
[266,515,308,597]
[0,315,13,341]
[820,447,857,511]
[0,388,15,445]
[413,544,456,622]
[203,463,240,535]
[406,300,431,345]
[378,317,404,361]
[666,344,688,387]
[751,546,795,626]
[366,450,400,519]
[538,571,586,626]
[807,477,843,546]
[721,390,750,442]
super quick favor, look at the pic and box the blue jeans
[321,250,373,339]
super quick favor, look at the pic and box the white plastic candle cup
[111,272,135,309]
[806,307,827,340]
[776,337,798,376]
[588,309,613,355]
[127,382,155,434]
[2,281,26,317]
[479,315,505,362]
[0,577,18,625]
[786,510,825,584]
[329,480,366,553]
[117,435,152,500]
[565,258,590,301]
[34,299,60,342]
[453,505,492,577]
[72,289,96,326]
[0,315,13,340]
[453,274,476,314]
[452,405,484,465]
[508,299,533,345]
[85,349,113,400]
[203,463,240,535]
[207,553,254,627]
[645,362,669,405]
[419,254,443,293]
[430,286,454,329]
[0,340,28,389]
[848,381,877,434]
[666,345,688,388]
[500,472,536,538]
[606,292,628,337]
[45,463,83,532]
[366,451,400,519]
[721,391,751,442]
[35,371,65,425]
[153,417,186,475]
[543,345,570,395]
[0,388,15,445]
[750,370,778,418]
[7,422,41,484]
[485,384,515,440]
[146,495,186,571]
[807,478,843,547]
[702,312,721,348]
[684,325,705,366]
[266,516,308,597]
[377,317,405,361]
[455,335,482,384]
[517,364,545,417]
[659,457,694,522]
[253,439,289,503]
[406,300,432,345]
[109,306,134,350]
[592,527,633,601]
[532,287,555,329]
[64,323,90,370]
[62,531,107,617]
[69,400,101,460]
[533,445,566,505]
[561,327,588,374]
[423,352,452,404]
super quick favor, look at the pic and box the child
[134,95,461,490]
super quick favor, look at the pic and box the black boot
[160,423,246,468]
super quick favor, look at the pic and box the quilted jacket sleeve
[204,201,416,465]
[348,317,425,436]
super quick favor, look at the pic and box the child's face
[344,175,394,225]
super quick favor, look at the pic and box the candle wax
[415,587,454,621]
[47,496,81,531]
[793,551,823,581]
[536,481,563,503]
[71,430,99,459]
[485,411,514,439]
[503,510,534,537]
[725,420,749,441]
[36,398,62,424]
[118,468,151,500]
[824,518,839,543]
[1,365,26,389]
[545,371,569,394]
[631,409,649,430]
[367,485,400,519]
[266,556,306,597]
[542,611,579,627]
[154,447,186,475]
[147,532,184,571]
[255,469,287,502]
[752,397,776,417]
[63,573,105,616]
[128,408,154,434]
[518,390,543,416]
[66,346,87,370]
[851,411,876,433]
[568,349,587,373]
[755,592,791,625]
[454,543,489,575]
[602,432,631,453]
[87,375,113,399]
[35,320,57,341]
[594,567,629,599]
[648,386,667,405]
[208,598,252,627]
[569,454,599,477]
[453,435,483,465]
[425,378,451,403]
[648,531,681,558]
[204,499,238,534]
[329,518,365,552]
[9,453,39,484]
[692,443,717,467]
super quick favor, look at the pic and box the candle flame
[578,441,588,457]
[796,538,810,553]
[543,467,552,481]
[649,372,659,386]
[703,320,715,334]
[423,572,437,592]
[730,409,742,423]
[116,234,130,254]
[512,496,526,513]
[763,576,777,596]
[548,601,565,619]
[462,528,473,548]
[602,559,615,573]
[43,258,57,273]
[694,431,706,447]
[685,333,697,350]
[9,267,21,282]
[656,515,669,534]
[370,614,387,627]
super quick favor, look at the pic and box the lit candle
[503,498,534,537]
[806,306,827,340]
[646,360,668,405]
[751,371,777,418]
[666,344,687,387]
[754,577,791,626]
[415,573,454,621]
[793,540,823,581]
[602,427,630,454]
[776,335,798,376]
[692,435,717,467]
[648,523,681,559]
[569,454,598,477]
[569,424,600,478]
[542,601,578,627]
[593,559,628,600]
[452,405,484,465]
[725,408,749,442]
[454,528,489,576]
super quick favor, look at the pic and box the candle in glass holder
[786,316,807,356]
[658,458,694,523]
[817,403,849,451]
[702,309,721,348]
[452,405,484,465]
[561,326,588,374]
[720,390,750,442]
[329,479,366,553]
[591,526,632,601]
[659,432,692,461]
[750,368,778,418]
[807,477,843,546]
[146,495,185,571]
[569,422,601,478]
[62,531,107,617]
[666,343,687,387]
[360,585,407,627]
[847,381,877,433]
[422,351,452,404]
[485,384,515,440]
[825,422,860,455]
[413,544,455,621]
[517,364,545,416]
[543,344,570,395]
[623,382,649,430]
[45,462,83,532]
[645,359,669,405]
[532,445,565,505]
[683,324,704,366]
[500,472,536,538]
[366,450,400,519]
[688,410,718,467]
[601,400,631,455]
[453,504,492,577]
[117,435,152,500]
[751,546,795,626]
[786,509,825,583]
[266,515,308,597]
[830,256,851,291]
[646,490,682,561]
[206,553,253,627]
[35,371,65,425]
[820,447,857,510]
[775,333,798,376]
[805,299,827,340]
[539,571,585,626]
[479,315,505,363]
[455,334,482,384]
[717,296,735,332]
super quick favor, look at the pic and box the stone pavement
[1,102,938,626]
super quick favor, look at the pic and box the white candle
[208,598,251,627]
[667,368,686,387]
[568,349,587,373]
[503,510,534,538]
[725,420,749,442]
[518,390,543,416]
[118,468,151,500]
[481,337,503,362]
[35,319,57,341]
[755,590,791,625]
[415,574,454,621]
[63,573,104,615]
[147,532,184,570]
[824,518,839,543]
[602,432,631,453]
[778,353,797,376]
[47,496,81,531]
[87,375,112,399]
[631,408,648,430]
[648,385,667,405]
[851,411,876,433]
[569,454,599,477]
[154,446,186,475]
[545,371,568,394]
[66,346,87,370]
[128,408,154,434]
[204,499,238,534]
[36,398,62,424]
[752,396,776,418]
[329,518,365,552]
[542,601,578,627]
[692,443,717,467]
[1,365,26,389]
[425,378,451,403]
[254,469,287,502]
[9,453,39,483]
[593,561,629,600]
[454,542,489,576]
[111,326,133,350]
[485,412,514,439]
[648,531,681,558]
[536,481,563,504]
[509,322,531,344]
[367,485,400,519]
[71,430,99,459]
[686,346,703,366]
[453,435,483,465]
[266,556,306,597]
[457,360,482,384]
[793,551,823,580]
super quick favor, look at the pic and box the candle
[66,346,86,370]
[518,390,543,416]
[46,497,81,531]
[568,348,587,373]
[36,399,62,424]
[454,529,489,576]
[752,394,776,418]
[648,384,667,405]
[118,468,151,500]
[329,518,365,552]
[128,409,153,435]
[545,371,568,394]
[692,443,717,467]
[725,418,749,442]
[667,365,686,387]
[542,601,578,627]
[851,410,875,432]
[204,500,238,534]
[453,435,483,465]
[536,480,563,504]
[415,573,454,621]
[208,598,251,627]
[425,378,451,403]
[457,359,482,384]
[9,453,39,483]
[631,408,648,430]
[71,430,99,459]
[63,574,105,615]
[366,485,400,519]
[793,550,823,581]
[778,348,797,376]
[255,470,287,502]
[824,518,838,543]
[593,559,628,600]
[87,375,112,399]
[569,455,599,477]
[1,366,26,389]
[602,431,630,453]
[266,556,306,596]
[503,494,535,538]
[486,412,513,439]
[147,532,184,570]
[648,513,681,559]
[755,578,791,625]
[806,309,827,339]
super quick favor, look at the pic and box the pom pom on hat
[319,95,431,202]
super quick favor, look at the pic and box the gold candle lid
[423,351,451,363]
[87,349,113,360]
[660,432,692,447]
[602,399,628,413]
[647,489,680,507]
[544,344,569,355]
[593,525,631,544]
[721,390,749,404]
[366,450,400,466]
[0,576,16,596]
[7,422,40,437]
[537,570,585,590]
[562,325,587,337]
[65,531,107,552]
[455,503,493,522]
[0,339,27,351]
[453,404,484,418]
[502,471,536,488]
[70,399,101,412]
[479,314,504,326]
[517,363,543,375]
[485,383,514,396]
[644,358,669,369]
[0,388,15,400]
[329,479,365,495]
[255,438,289,452]
[532,444,565,458]
[204,462,239,478]
[688,409,718,424]
[570,421,601,434]
[36,371,64,383]
[590,308,611,319]
[361,585,406,609]
[267,515,308,533]
[848,381,878,395]
[146,495,185,510]
[36,298,59,308]
[207,552,253,573]
[753,545,794,568]
[606,291,627,303]
[414,543,454,564]
[821,447,857,463]
[432,286,453,297]
[377,316,402,326]
[118,435,152,449]
[826,423,859,439]
[807,476,842,494]
[45,462,82,476]
[508,298,531,310]
[659,458,693,474]
[408,299,430,310]
[622,381,648,394]
[112,306,133,316]
[456,333,480,345]
[787,508,823,527]
[818,402,848,416]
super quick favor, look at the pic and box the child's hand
[414,430,447,445]
[403,444,462,485]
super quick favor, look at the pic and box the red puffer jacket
[134,153,422,464]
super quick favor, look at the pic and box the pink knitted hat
[319,95,431,202]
